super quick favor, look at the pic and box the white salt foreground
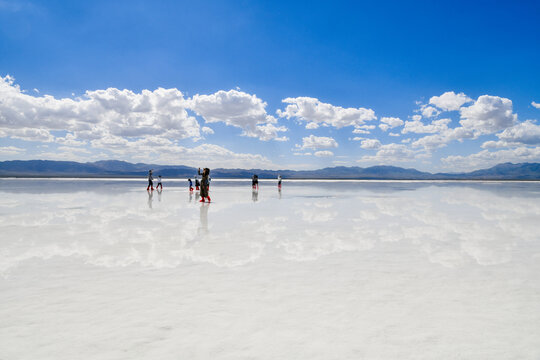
[0,179,539,359]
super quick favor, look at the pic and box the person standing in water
[195,176,200,190]
[198,167,211,203]
[188,178,193,192]
[146,170,154,191]
[156,175,163,190]
[277,174,282,189]
[252,174,259,190]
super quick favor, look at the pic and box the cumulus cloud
[420,105,441,118]
[0,127,54,142]
[0,146,25,155]
[531,101,540,109]
[188,89,287,141]
[277,97,376,130]
[90,136,279,169]
[442,147,540,171]
[201,126,214,135]
[0,75,201,142]
[497,120,540,145]
[298,135,338,150]
[358,143,416,163]
[378,117,404,132]
[352,125,376,134]
[402,118,451,134]
[360,139,382,149]
[314,150,334,157]
[459,95,517,135]
[429,91,472,111]
[412,127,474,151]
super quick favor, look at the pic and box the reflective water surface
[1,179,539,359]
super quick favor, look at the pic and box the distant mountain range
[1,160,540,180]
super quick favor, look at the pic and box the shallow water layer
[1,179,539,359]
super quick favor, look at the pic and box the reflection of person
[146,170,154,191]
[156,175,163,190]
[252,174,259,189]
[278,175,282,189]
[198,167,211,203]
[188,178,193,192]
[197,203,209,236]
[147,188,153,208]
[252,188,258,202]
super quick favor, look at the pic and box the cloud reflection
[0,181,539,274]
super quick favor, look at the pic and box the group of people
[252,174,282,189]
[146,170,162,191]
[147,168,283,204]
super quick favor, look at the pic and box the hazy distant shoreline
[1,160,539,180]
[2,176,540,182]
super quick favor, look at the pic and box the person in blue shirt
[188,178,193,192]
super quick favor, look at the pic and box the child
[146,170,154,191]
[188,178,193,192]
[156,175,163,190]
[195,176,200,190]
[278,174,282,189]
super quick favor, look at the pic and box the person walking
[277,174,282,189]
[146,170,154,191]
[188,178,194,192]
[198,167,211,203]
[156,175,163,190]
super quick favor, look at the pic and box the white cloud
[299,135,338,150]
[442,147,540,171]
[0,146,25,155]
[305,122,319,129]
[0,127,54,142]
[55,133,86,146]
[352,125,375,134]
[314,150,334,157]
[378,117,404,132]
[497,120,540,145]
[360,139,381,150]
[389,132,400,137]
[420,105,440,118]
[531,101,540,109]
[277,97,376,130]
[412,127,474,151]
[429,91,472,111]
[402,118,451,134]
[358,143,416,163]
[188,89,286,141]
[459,95,517,135]
[201,126,214,135]
[0,75,201,142]
[90,136,279,169]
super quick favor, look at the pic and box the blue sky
[0,0,539,171]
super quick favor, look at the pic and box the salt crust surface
[1,179,539,359]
